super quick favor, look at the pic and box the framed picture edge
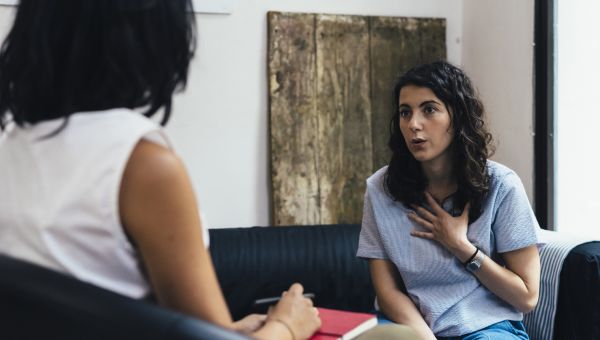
[0,0,236,14]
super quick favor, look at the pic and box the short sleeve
[357,190,388,259]
[199,211,210,248]
[492,172,541,253]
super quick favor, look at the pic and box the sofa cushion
[553,241,600,340]
[209,224,375,320]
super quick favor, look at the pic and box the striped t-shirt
[357,160,541,337]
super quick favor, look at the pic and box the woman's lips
[410,138,427,149]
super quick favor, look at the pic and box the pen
[253,293,315,306]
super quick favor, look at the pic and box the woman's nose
[408,113,423,131]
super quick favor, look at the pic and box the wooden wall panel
[268,12,319,225]
[268,12,446,225]
[315,14,372,224]
[369,17,446,171]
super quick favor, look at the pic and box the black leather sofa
[2,224,598,339]
[0,253,247,340]
[552,241,600,339]
[209,224,600,340]
[208,224,374,320]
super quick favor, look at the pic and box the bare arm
[410,192,540,313]
[120,140,232,326]
[120,141,320,338]
[370,259,436,340]
[460,244,540,313]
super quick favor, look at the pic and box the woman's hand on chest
[408,192,477,263]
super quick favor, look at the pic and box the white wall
[170,0,463,227]
[555,0,600,237]
[1,1,537,228]
[461,0,535,204]
[0,5,12,33]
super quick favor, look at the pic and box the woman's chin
[410,152,429,162]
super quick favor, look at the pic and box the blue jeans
[437,320,529,340]
[376,314,529,340]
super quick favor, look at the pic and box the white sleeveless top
[0,108,206,298]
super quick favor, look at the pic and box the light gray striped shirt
[357,160,541,337]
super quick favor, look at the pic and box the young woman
[0,1,319,339]
[357,61,541,339]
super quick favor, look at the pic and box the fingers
[410,204,436,222]
[462,202,471,217]
[408,211,434,230]
[270,283,321,339]
[287,283,303,295]
[313,308,322,328]
[410,230,435,240]
[424,192,446,215]
[257,314,267,322]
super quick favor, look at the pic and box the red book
[310,308,377,340]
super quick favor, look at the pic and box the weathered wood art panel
[315,14,372,224]
[370,17,446,171]
[268,12,319,225]
[269,12,446,225]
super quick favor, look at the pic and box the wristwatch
[465,248,486,273]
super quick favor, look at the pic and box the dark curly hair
[385,61,494,222]
[0,0,196,132]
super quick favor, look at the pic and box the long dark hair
[0,0,196,131]
[385,61,494,222]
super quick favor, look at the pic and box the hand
[233,314,267,334]
[408,192,475,260]
[267,283,321,340]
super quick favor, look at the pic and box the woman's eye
[399,109,410,117]
[423,105,437,114]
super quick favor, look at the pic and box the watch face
[466,252,484,272]
[466,260,480,271]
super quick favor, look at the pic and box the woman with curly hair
[357,61,542,339]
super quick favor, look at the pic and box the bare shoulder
[124,139,186,186]
[119,139,199,239]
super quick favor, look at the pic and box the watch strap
[463,247,479,266]
[465,249,486,272]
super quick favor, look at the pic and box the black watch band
[463,247,479,266]
[465,248,486,272]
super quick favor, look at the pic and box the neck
[421,157,456,202]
